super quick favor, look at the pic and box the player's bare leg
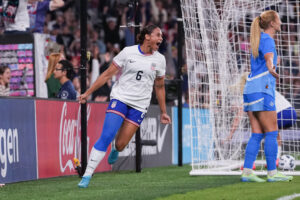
[108,121,139,164]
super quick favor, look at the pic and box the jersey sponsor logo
[111,101,117,108]
[129,59,136,63]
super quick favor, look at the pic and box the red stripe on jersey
[112,61,121,69]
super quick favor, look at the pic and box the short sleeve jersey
[57,80,77,100]
[244,32,277,97]
[110,45,166,112]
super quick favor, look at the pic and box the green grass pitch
[1,165,299,200]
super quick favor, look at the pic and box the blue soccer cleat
[108,148,119,165]
[78,175,92,188]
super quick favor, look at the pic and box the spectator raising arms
[45,53,64,98]
[2,0,42,33]
[0,66,11,96]
[28,0,65,33]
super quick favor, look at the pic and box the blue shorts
[243,92,276,112]
[277,107,297,129]
[106,99,145,127]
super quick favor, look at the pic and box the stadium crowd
[0,0,299,108]
[0,0,183,102]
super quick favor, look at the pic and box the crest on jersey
[151,63,156,71]
[61,91,69,99]
[111,101,117,108]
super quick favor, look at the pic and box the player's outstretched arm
[154,76,171,124]
[79,63,119,104]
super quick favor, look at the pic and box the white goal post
[181,0,300,175]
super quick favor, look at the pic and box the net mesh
[181,0,300,175]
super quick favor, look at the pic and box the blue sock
[264,130,278,171]
[244,133,264,169]
[94,113,124,151]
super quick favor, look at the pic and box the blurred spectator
[90,47,112,102]
[53,59,77,100]
[0,66,11,96]
[2,0,33,33]
[28,0,64,33]
[150,0,167,27]
[103,16,120,52]
[45,53,64,98]
[70,56,80,74]
[69,29,81,58]
[72,75,80,97]
[89,30,106,54]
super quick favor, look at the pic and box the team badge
[151,63,156,71]
[61,91,69,99]
[111,101,117,108]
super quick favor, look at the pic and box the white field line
[276,193,300,200]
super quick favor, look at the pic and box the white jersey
[111,45,166,113]
[275,90,292,113]
[4,0,29,31]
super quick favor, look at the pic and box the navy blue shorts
[243,92,276,112]
[106,99,145,127]
[277,107,297,129]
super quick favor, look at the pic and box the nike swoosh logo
[157,122,169,152]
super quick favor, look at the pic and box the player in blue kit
[241,10,292,182]
[77,24,171,188]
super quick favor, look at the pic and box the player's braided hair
[137,24,159,44]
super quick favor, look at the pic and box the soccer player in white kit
[275,91,297,160]
[77,24,171,188]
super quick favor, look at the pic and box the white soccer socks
[83,147,106,176]
[277,146,282,159]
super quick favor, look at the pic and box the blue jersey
[244,32,277,97]
[28,0,50,33]
[57,80,77,100]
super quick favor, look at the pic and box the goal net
[181,0,300,175]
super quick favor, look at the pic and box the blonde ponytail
[250,10,279,59]
[250,17,261,58]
